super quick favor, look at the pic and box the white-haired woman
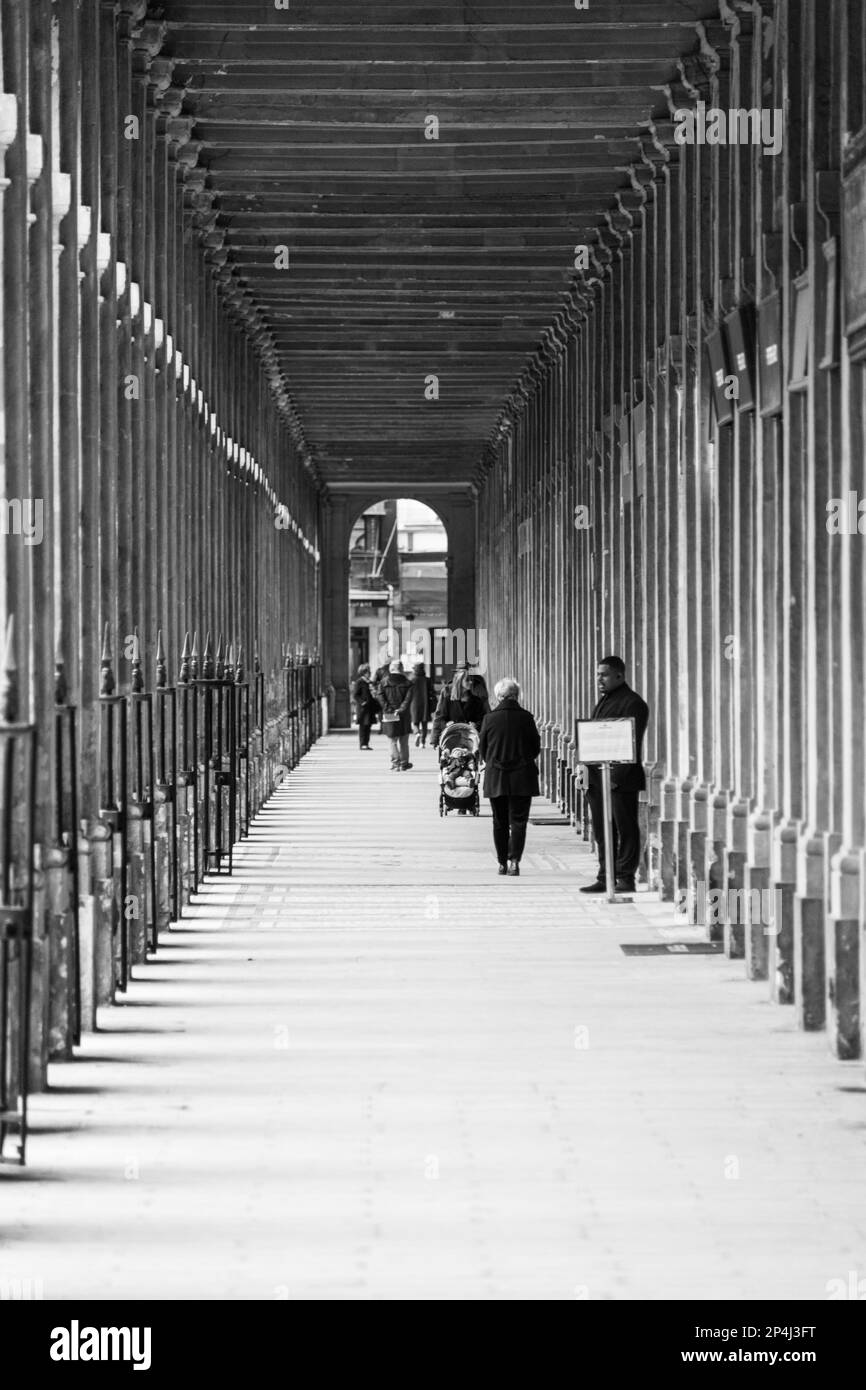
[478,678,541,876]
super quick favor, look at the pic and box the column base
[768,820,798,1005]
[793,894,826,1032]
[722,850,747,958]
[744,862,770,981]
[827,847,862,1060]
[768,883,796,1004]
[332,684,350,729]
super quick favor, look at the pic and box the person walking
[408,660,431,748]
[430,667,491,746]
[478,677,541,877]
[371,656,394,736]
[377,659,414,770]
[350,663,378,751]
[578,654,649,894]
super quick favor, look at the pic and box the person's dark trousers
[490,795,533,865]
[358,715,373,749]
[586,783,641,880]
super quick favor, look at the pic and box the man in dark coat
[579,655,649,894]
[478,677,541,876]
[350,663,378,750]
[408,660,431,747]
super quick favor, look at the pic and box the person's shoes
[498,864,508,875]
[615,877,636,893]
[401,762,413,771]
[507,861,520,876]
[579,880,607,894]
[415,733,422,747]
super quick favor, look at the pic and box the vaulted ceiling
[156,1,723,493]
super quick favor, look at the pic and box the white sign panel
[576,717,636,764]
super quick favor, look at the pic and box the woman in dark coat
[478,677,540,876]
[350,663,378,750]
[408,661,432,747]
[377,660,414,770]
[430,668,491,746]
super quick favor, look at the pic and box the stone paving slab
[1,733,865,1301]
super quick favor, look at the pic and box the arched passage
[322,489,476,727]
[347,499,448,681]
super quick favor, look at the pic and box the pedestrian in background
[350,663,378,751]
[431,666,490,746]
[409,660,431,748]
[377,659,414,770]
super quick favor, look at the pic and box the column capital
[676,54,712,104]
[696,20,731,81]
[131,20,168,75]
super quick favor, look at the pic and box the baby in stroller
[438,723,481,817]
[442,747,473,792]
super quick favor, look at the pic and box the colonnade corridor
[2,733,862,1302]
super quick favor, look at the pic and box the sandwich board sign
[575,717,637,902]
[575,717,636,765]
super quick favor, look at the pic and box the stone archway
[322,489,476,727]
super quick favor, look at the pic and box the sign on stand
[575,717,637,902]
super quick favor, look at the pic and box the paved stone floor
[3,732,866,1300]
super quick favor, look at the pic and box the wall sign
[757,291,783,416]
[705,327,735,426]
[789,271,811,392]
[820,236,839,369]
[843,156,866,361]
[632,400,647,499]
[724,305,756,411]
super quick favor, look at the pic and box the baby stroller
[438,723,481,817]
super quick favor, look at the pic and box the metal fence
[0,622,323,1165]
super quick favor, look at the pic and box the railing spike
[100,621,115,698]
[54,645,68,706]
[179,630,191,685]
[131,625,144,693]
[191,630,199,681]
[235,643,244,683]
[156,628,167,688]
[202,630,214,680]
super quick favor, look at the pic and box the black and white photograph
[0,0,865,1348]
